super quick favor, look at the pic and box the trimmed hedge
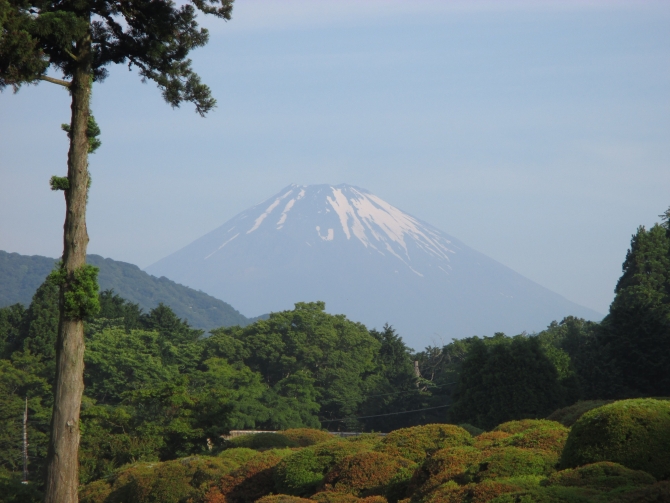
[275,440,372,497]
[560,399,670,480]
[321,452,415,502]
[281,429,334,447]
[376,424,473,463]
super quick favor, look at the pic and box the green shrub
[310,493,388,503]
[275,440,372,497]
[547,400,614,427]
[560,398,670,480]
[475,447,558,481]
[79,456,238,503]
[211,448,294,503]
[376,424,473,463]
[473,431,513,450]
[493,419,562,435]
[0,468,43,503]
[459,423,485,436]
[481,421,569,455]
[281,429,334,447]
[217,447,260,464]
[321,451,416,502]
[226,432,299,450]
[611,481,670,503]
[409,446,482,497]
[343,434,384,449]
[545,462,656,490]
[421,479,524,503]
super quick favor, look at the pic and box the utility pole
[22,397,29,484]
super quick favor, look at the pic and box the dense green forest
[0,251,263,329]
[0,209,668,501]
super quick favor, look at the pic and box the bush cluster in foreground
[70,399,670,503]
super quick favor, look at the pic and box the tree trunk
[43,35,92,503]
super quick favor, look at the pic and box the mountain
[0,250,256,330]
[146,184,603,349]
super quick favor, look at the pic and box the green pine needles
[48,263,100,319]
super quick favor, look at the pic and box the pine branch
[39,76,72,88]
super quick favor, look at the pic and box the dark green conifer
[602,216,670,397]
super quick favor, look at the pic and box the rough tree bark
[43,32,92,503]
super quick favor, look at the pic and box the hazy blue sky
[1,0,669,315]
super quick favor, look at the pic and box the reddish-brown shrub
[281,429,334,447]
[256,495,313,503]
[376,424,472,463]
[310,493,388,503]
[321,451,415,502]
[468,479,524,503]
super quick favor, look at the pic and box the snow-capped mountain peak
[146,183,601,348]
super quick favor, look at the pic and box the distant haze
[147,184,602,349]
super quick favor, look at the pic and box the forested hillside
[0,251,257,329]
[0,208,668,501]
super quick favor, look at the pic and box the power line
[320,404,451,423]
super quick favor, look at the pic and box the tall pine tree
[1,0,233,499]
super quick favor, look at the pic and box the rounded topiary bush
[210,448,294,503]
[493,419,562,435]
[226,432,299,450]
[281,429,334,447]
[485,421,569,455]
[310,493,387,503]
[473,431,513,450]
[79,456,239,503]
[560,398,670,480]
[475,447,558,480]
[217,447,260,464]
[256,495,313,503]
[275,440,372,497]
[321,451,416,502]
[547,400,614,427]
[375,424,473,463]
[545,462,656,490]
[409,446,482,496]
[610,481,670,503]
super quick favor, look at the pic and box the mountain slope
[0,250,253,329]
[146,184,603,348]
